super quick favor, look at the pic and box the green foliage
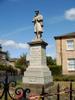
[15,54,27,74]
[47,56,56,66]
[0,64,17,73]
[49,65,62,76]
[54,75,75,81]
[49,64,75,81]
[0,64,6,70]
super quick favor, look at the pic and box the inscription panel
[30,46,41,65]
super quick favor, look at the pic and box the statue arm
[32,18,37,24]
[37,15,43,21]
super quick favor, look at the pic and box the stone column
[23,40,53,94]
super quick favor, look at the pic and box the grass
[48,81,75,100]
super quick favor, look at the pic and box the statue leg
[40,33,42,38]
[35,32,38,39]
[38,34,40,39]
[35,32,42,39]
[38,32,42,39]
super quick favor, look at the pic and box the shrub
[0,64,17,75]
[53,75,75,81]
[49,65,62,76]
[49,65,75,81]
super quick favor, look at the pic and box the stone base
[22,67,53,94]
[23,82,53,94]
[23,67,53,84]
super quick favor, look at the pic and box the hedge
[49,65,62,76]
[0,64,17,74]
[49,65,75,81]
[54,75,75,81]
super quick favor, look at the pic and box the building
[0,44,8,65]
[0,44,21,74]
[54,32,75,75]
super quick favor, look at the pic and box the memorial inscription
[30,46,42,66]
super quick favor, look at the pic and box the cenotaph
[23,10,53,93]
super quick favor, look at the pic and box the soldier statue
[32,10,43,39]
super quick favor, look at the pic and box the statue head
[35,10,39,15]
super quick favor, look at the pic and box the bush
[53,75,63,81]
[0,64,17,75]
[54,75,75,81]
[0,64,6,70]
[49,65,75,81]
[49,65,62,76]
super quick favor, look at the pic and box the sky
[0,0,75,58]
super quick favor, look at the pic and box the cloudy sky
[0,0,75,58]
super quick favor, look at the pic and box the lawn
[48,81,75,100]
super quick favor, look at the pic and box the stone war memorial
[23,10,53,94]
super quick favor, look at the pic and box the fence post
[70,81,72,100]
[40,86,45,100]
[57,83,60,100]
[4,71,8,100]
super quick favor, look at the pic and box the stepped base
[22,67,53,94]
[23,67,53,84]
[23,82,53,94]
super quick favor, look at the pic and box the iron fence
[40,81,75,100]
[0,71,30,100]
[0,72,75,100]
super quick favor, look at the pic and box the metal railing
[0,72,75,100]
[40,81,74,100]
[0,71,30,100]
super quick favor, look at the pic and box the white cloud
[0,40,28,49]
[65,8,75,21]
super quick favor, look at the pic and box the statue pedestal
[23,39,53,94]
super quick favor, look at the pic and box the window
[67,58,75,71]
[66,40,74,50]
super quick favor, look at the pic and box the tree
[47,56,56,66]
[15,54,28,74]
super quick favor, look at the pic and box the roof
[0,51,7,54]
[9,58,17,62]
[54,32,75,39]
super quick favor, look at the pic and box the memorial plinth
[23,39,53,93]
